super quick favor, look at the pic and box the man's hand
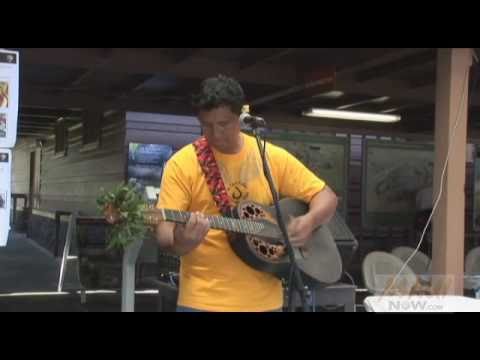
[173,211,210,251]
[287,214,315,248]
[286,186,338,248]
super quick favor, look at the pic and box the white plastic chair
[465,247,480,297]
[392,246,431,276]
[362,251,417,295]
[466,247,480,275]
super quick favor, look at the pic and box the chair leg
[80,290,87,304]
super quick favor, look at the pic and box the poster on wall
[266,131,349,218]
[0,49,19,149]
[127,143,174,206]
[472,147,480,230]
[0,149,11,247]
[363,140,434,228]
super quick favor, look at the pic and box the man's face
[198,106,241,153]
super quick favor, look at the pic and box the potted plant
[97,180,149,250]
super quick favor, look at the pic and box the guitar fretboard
[145,209,267,237]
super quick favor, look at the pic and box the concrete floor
[0,232,159,312]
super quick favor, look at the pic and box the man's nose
[213,126,223,138]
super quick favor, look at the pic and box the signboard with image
[362,139,434,227]
[0,49,19,148]
[127,143,174,205]
[266,131,349,218]
[0,150,11,246]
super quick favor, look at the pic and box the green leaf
[96,181,148,250]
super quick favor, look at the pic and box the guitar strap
[192,136,234,217]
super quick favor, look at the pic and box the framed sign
[0,49,19,148]
[0,149,11,246]
[472,146,480,230]
[127,143,174,205]
[266,131,349,218]
[362,139,434,228]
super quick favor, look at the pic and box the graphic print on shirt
[218,149,265,206]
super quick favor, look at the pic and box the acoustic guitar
[144,198,343,285]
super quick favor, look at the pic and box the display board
[266,131,349,218]
[0,149,11,246]
[363,139,434,227]
[127,143,174,205]
[0,49,19,148]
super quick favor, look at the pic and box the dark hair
[191,74,245,115]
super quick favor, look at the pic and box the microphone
[239,112,266,128]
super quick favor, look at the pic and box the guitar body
[229,198,343,286]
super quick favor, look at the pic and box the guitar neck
[145,208,266,236]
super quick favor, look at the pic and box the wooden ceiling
[7,48,480,138]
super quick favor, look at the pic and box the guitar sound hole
[259,245,267,255]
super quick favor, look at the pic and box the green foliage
[97,180,148,250]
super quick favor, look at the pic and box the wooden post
[432,48,473,295]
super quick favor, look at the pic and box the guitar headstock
[103,204,166,226]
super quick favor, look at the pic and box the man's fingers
[186,212,210,235]
[198,213,210,232]
[188,212,204,227]
[288,220,299,239]
[187,212,197,227]
[289,235,300,246]
[195,212,208,226]
[288,215,296,227]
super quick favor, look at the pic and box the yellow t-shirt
[157,133,326,312]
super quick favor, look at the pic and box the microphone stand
[249,123,311,312]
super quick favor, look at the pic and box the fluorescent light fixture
[312,90,344,99]
[336,96,390,110]
[381,108,401,114]
[302,108,401,123]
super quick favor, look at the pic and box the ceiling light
[312,91,345,99]
[336,96,391,110]
[302,108,401,123]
